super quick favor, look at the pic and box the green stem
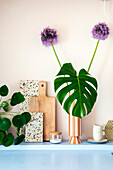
[1,111,21,114]
[0,111,21,116]
[6,98,11,103]
[87,40,100,73]
[51,42,62,68]
[0,96,2,103]
[51,41,68,86]
[6,111,21,114]
[11,124,19,136]
[0,112,15,116]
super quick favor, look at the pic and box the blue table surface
[0,141,113,170]
[0,140,113,150]
[0,150,113,170]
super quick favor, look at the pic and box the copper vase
[69,115,82,144]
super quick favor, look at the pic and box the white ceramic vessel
[93,124,104,141]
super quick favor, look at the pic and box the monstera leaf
[54,63,98,118]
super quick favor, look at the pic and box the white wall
[0,0,113,140]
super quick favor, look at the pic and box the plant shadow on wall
[0,85,31,147]
[41,23,110,119]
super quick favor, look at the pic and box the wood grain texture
[29,81,56,141]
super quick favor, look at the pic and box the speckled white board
[19,80,40,137]
[25,112,43,142]
[20,80,39,112]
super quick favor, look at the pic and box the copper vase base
[69,136,82,144]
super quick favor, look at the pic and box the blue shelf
[0,140,113,151]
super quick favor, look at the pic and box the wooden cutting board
[29,81,56,141]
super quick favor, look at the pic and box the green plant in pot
[0,85,31,147]
[41,23,109,118]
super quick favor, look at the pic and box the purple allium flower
[41,27,58,46]
[92,23,109,40]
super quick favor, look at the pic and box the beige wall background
[0,0,113,140]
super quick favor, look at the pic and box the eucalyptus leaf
[0,118,11,131]
[0,85,9,96]
[1,101,9,112]
[12,115,26,128]
[54,63,98,118]
[10,92,25,106]
[14,134,25,145]
[2,133,14,147]
[0,132,5,144]
[21,112,31,124]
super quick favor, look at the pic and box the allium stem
[51,42,62,68]
[87,40,100,73]
[51,42,69,86]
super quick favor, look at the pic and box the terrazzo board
[20,80,39,112]
[25,112,43,142]
[19,80,43,142]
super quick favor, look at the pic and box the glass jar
[50,131,62,144]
